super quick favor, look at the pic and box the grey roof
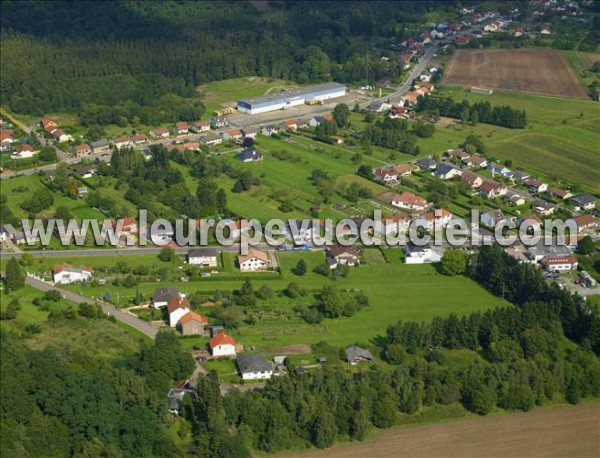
[152,287,179,303]
[236,149,263,161]
[188,247,218,258]
[571,194,596,206]
[345,346,374,362]
[434,163,455,175]
[90,139,109,148]
[238,82,346,107]
[406,241,431,253]
[416,157,436,169]
[237,354,273,374]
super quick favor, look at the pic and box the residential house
[415,157,437,171]
[282,119,298,131]
[478,180,507,198]
[238,249,270,272]
[0,133,14,152]
[131,134,148,144]
[508,170,530,181]
[549,187,572,200]
[487,162,510,177]
[237,354,273,380]
[151,287,180,308]
[389,106,410,119]
[225,219,252,240]
[242,127,259,139]
[11,144,37,159]
[223,129,243,142]
[210,117,229,129]
[519,214,542,232]
[90,139,111,154]
[391,192,429,212]
[433,163,462,180]
[330,135,344,144]
[236,149,263,162]
[461,171,483,189]
[327,244,360,269]
[40,117,58,132]
[175,122,189,135]
[481,209,515,228]
[524,178,548,194]
[150,128,170,138]
[404,242,442,264]
[573,214,597,232]
[53,263,93,285]
[445,148,470,161]
[542,255,578,272]
[178,311,208,336]
[373,166,399,185]
[345,346,374,365]
[191,120,211,133]
[506,192,526,206]
[464,154,488,168]
[261,125,279,136]
[167,296,191,327]
[52,129,73,142]
[167,382,195,415]
[366,101,392,112]
[381,214,411,236]
[210,333,236,357]
[201,132,222,147]
[167,142,200,153]
[72,164,97,178]
[187,248,218,267]
[0,225,8,243]
[73,144,92,157]
[422,208,453,231]
[113,137,132,150]
[533,199,556,216]
[570,194,596,211]
[540,25,552,35]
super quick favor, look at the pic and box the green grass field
[197,77,298,115]
[436,85,600,192]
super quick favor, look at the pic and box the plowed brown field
[443,49,588,98]
[284,403,600,458]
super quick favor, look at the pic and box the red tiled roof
[574,214,596,227]
[392,192,428,207]
[180,311,208,325]
[167,296,190,314]
[210,332,236,348]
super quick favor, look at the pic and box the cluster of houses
[40,117,73,144]
[0,118,38,159]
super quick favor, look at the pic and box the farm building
[237,82,347,115]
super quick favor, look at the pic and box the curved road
[25,275,158,339]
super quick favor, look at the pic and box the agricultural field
[580,52,600,67]
[443,49,588,99]
[433,85,600,192]
[197,77,298,115]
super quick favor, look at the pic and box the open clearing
[443,49,588,98]
[286,403,600,458]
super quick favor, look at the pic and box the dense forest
[0,0,453,117]
[415,96,528,128]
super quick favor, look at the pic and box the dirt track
[443,49,588,99]
[285,403,600,458]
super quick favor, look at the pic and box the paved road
[25,275,158,339]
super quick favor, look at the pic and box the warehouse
[237,82,347,115]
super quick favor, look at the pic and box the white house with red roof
[150,127,170,138]
[113,137,132,150]
[167,296,191,327]
[53,263,93,285]
[210,333,237,356]
[390,192,429,212]
[11,143,38,159]
[0,133,15,151]
[542,255,578,272]
[422,208,453,231]
[175,122,189,135]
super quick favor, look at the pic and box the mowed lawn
[436,86,600,192]
[197,77,298,114]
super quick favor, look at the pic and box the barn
[237,82,347,115]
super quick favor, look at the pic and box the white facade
[241,368,273,380]
[212,343,236,357]
[188,254,217,267]
[169,307,190,327]
[53,268,93,285]
[404,244,442,264]
[239,257,268,272]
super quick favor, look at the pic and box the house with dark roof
[345,346,374,364]
[433,163,462,180]
[326,244,360,269]
[415,157,437,171]
[151,287,179,308]
[570,194,596,211]
[236,149,263,162]
[187,248,218,267]
[90,139,111,154]
[237,354,273,380]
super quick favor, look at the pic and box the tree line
[415,96,527,129]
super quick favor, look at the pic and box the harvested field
[265,344,312,355]
[443,49,588,99]
[286,403,600,458]
[580,52,600,68]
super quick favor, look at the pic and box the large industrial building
[237,82,347,115]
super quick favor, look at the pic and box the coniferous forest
[0,0,449,119]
